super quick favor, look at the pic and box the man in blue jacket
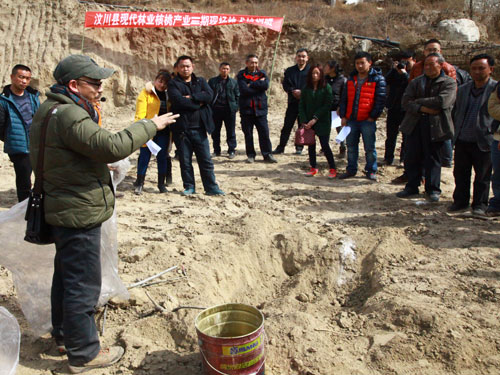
[0,64,40,202]
[168,56,224,196]
[237,54,277,164]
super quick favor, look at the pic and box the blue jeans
[488,140,500,211]
[137,130,170,176]
[173,128,219,192]
[51,225,102,365]
[346,120,377,174]
[442,139,453,166]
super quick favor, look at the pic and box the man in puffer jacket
[339,51,386,181]
[30,55,178,373]
[0,64,40,201]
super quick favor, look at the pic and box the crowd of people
[124,41,500,218]
[0,39,499,371]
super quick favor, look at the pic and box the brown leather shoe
[68,346,124,374]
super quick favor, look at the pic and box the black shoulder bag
[24,104,60,245]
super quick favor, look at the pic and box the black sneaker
[272,147,284,154]
[338,171,356,179]
[228,151,235,159]
[391,174,408,184]
[448,203,468,212]
[472,207,486,216]
[264,154,278,163]
[426,192,440,202]
[246,156,255,164]
[396,190,418,198]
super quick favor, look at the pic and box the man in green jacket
[208,62,240,159]
[29,55,178,373]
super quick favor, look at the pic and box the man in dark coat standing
[450,54,497,215]
[397,53,457,202]
[208,62,240,159]
[273,48,310,155]
[384,50,416,166]
[237,54,277,164]
[168,55,224,196]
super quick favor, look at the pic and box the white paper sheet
[335,126,351,144]
[146,140,161,156]
[331,111,342,130]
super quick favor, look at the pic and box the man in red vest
[339,52,386,181]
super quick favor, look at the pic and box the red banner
[85,12,284,32]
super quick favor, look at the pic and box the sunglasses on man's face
[78,79,103,88]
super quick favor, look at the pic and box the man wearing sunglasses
[29,55,178,373]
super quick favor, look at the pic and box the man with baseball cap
[30,55,178,373]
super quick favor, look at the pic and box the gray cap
[53,55,114,84]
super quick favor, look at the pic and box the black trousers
[308,134,336,169]
[51,224,102,365]
[278,104,301,151]
[452,140,492,210]
[8,153,32,202]
[211,108,237,154]
[384,108,406,163]
[404,120,444,195]
[241,114,273,157]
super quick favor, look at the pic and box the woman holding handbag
[299,64,336,178]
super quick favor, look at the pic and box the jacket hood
[145,81,154,94]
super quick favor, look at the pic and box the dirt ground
[0,104,499,375]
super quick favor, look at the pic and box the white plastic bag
[0,158,130,335]
[0,307,20,375]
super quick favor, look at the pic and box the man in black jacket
[273,48,310,155]
[208,62,240,159]
[384,50,415,166]
[450,54,497,215]
[168,56,224,196]
[237,54,277,163]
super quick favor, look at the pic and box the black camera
[397,60,408,70]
